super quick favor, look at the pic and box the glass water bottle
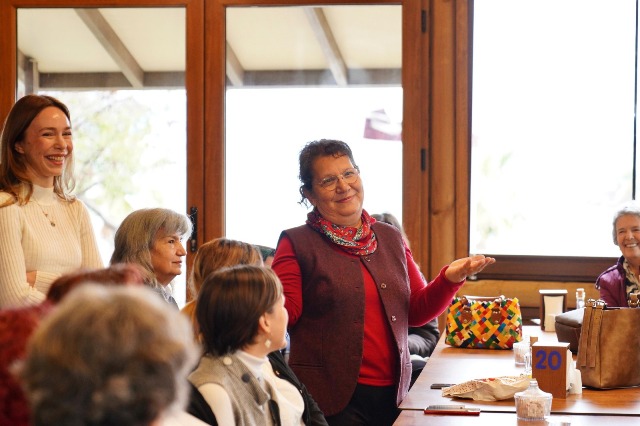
[576,288,585,309]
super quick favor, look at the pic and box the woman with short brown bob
[188,265,327,426]
[0,95,102,308]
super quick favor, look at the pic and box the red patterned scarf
[306,208,378,256]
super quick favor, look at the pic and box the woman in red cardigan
[271,139,495,426]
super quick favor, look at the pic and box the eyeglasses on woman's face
[315,167,360,191]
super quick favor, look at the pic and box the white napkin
[567,352,582,394]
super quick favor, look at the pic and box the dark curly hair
[298,139,357,205]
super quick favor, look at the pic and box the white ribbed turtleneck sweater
[0,185,103,308]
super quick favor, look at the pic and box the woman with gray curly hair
[20,284,203,426]
[110,207,192,308]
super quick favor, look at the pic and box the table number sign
[531,341,570,399]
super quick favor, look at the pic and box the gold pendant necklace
[32,199,56,227]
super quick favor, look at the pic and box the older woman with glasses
[271,139,495,426]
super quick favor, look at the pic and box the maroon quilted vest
[280,222,412,416]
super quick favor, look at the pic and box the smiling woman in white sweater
[0,95,102,308]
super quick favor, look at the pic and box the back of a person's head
[21,285,198,426]
[371,212,402,230]
[255,245,276,261]
[45,263,145,304]
[372,211,409,247]
[254,245,276,268]
[188,238,262,299]
[196,265,282,356]
[0,303,53,426]
[0,265,144,426]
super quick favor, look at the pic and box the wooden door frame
[0,0,205,276]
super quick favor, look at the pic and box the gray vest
[189,354,274,425]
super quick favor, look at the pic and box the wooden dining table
[394,410,639,426]
[396,326,640,424]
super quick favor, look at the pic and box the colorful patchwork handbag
[445,295,523,349]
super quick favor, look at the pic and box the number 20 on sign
[531,342,570,399]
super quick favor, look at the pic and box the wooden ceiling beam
[38,71,184,90]
[36,68,400,90]
[75,8,144,88]
[304,7,348,87]
[225,42,244,87]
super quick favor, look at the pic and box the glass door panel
[224,5,403,250]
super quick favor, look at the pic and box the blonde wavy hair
[181,238,262,340]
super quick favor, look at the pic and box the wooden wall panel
[402,0,429,273]
[0,2,17,123]
[454,0,471,259]
[428,0,457,277]
[204,0,227,243]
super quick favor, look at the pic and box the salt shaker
[576,288,585,309]
[515,379,552,420]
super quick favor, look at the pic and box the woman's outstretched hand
[445,255,496,283]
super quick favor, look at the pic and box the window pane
[224,6,403,250]
[471,0,635,257]
[18,8,188,305]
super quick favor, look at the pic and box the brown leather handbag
[577,299,640,389]
[554,308,585,354]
